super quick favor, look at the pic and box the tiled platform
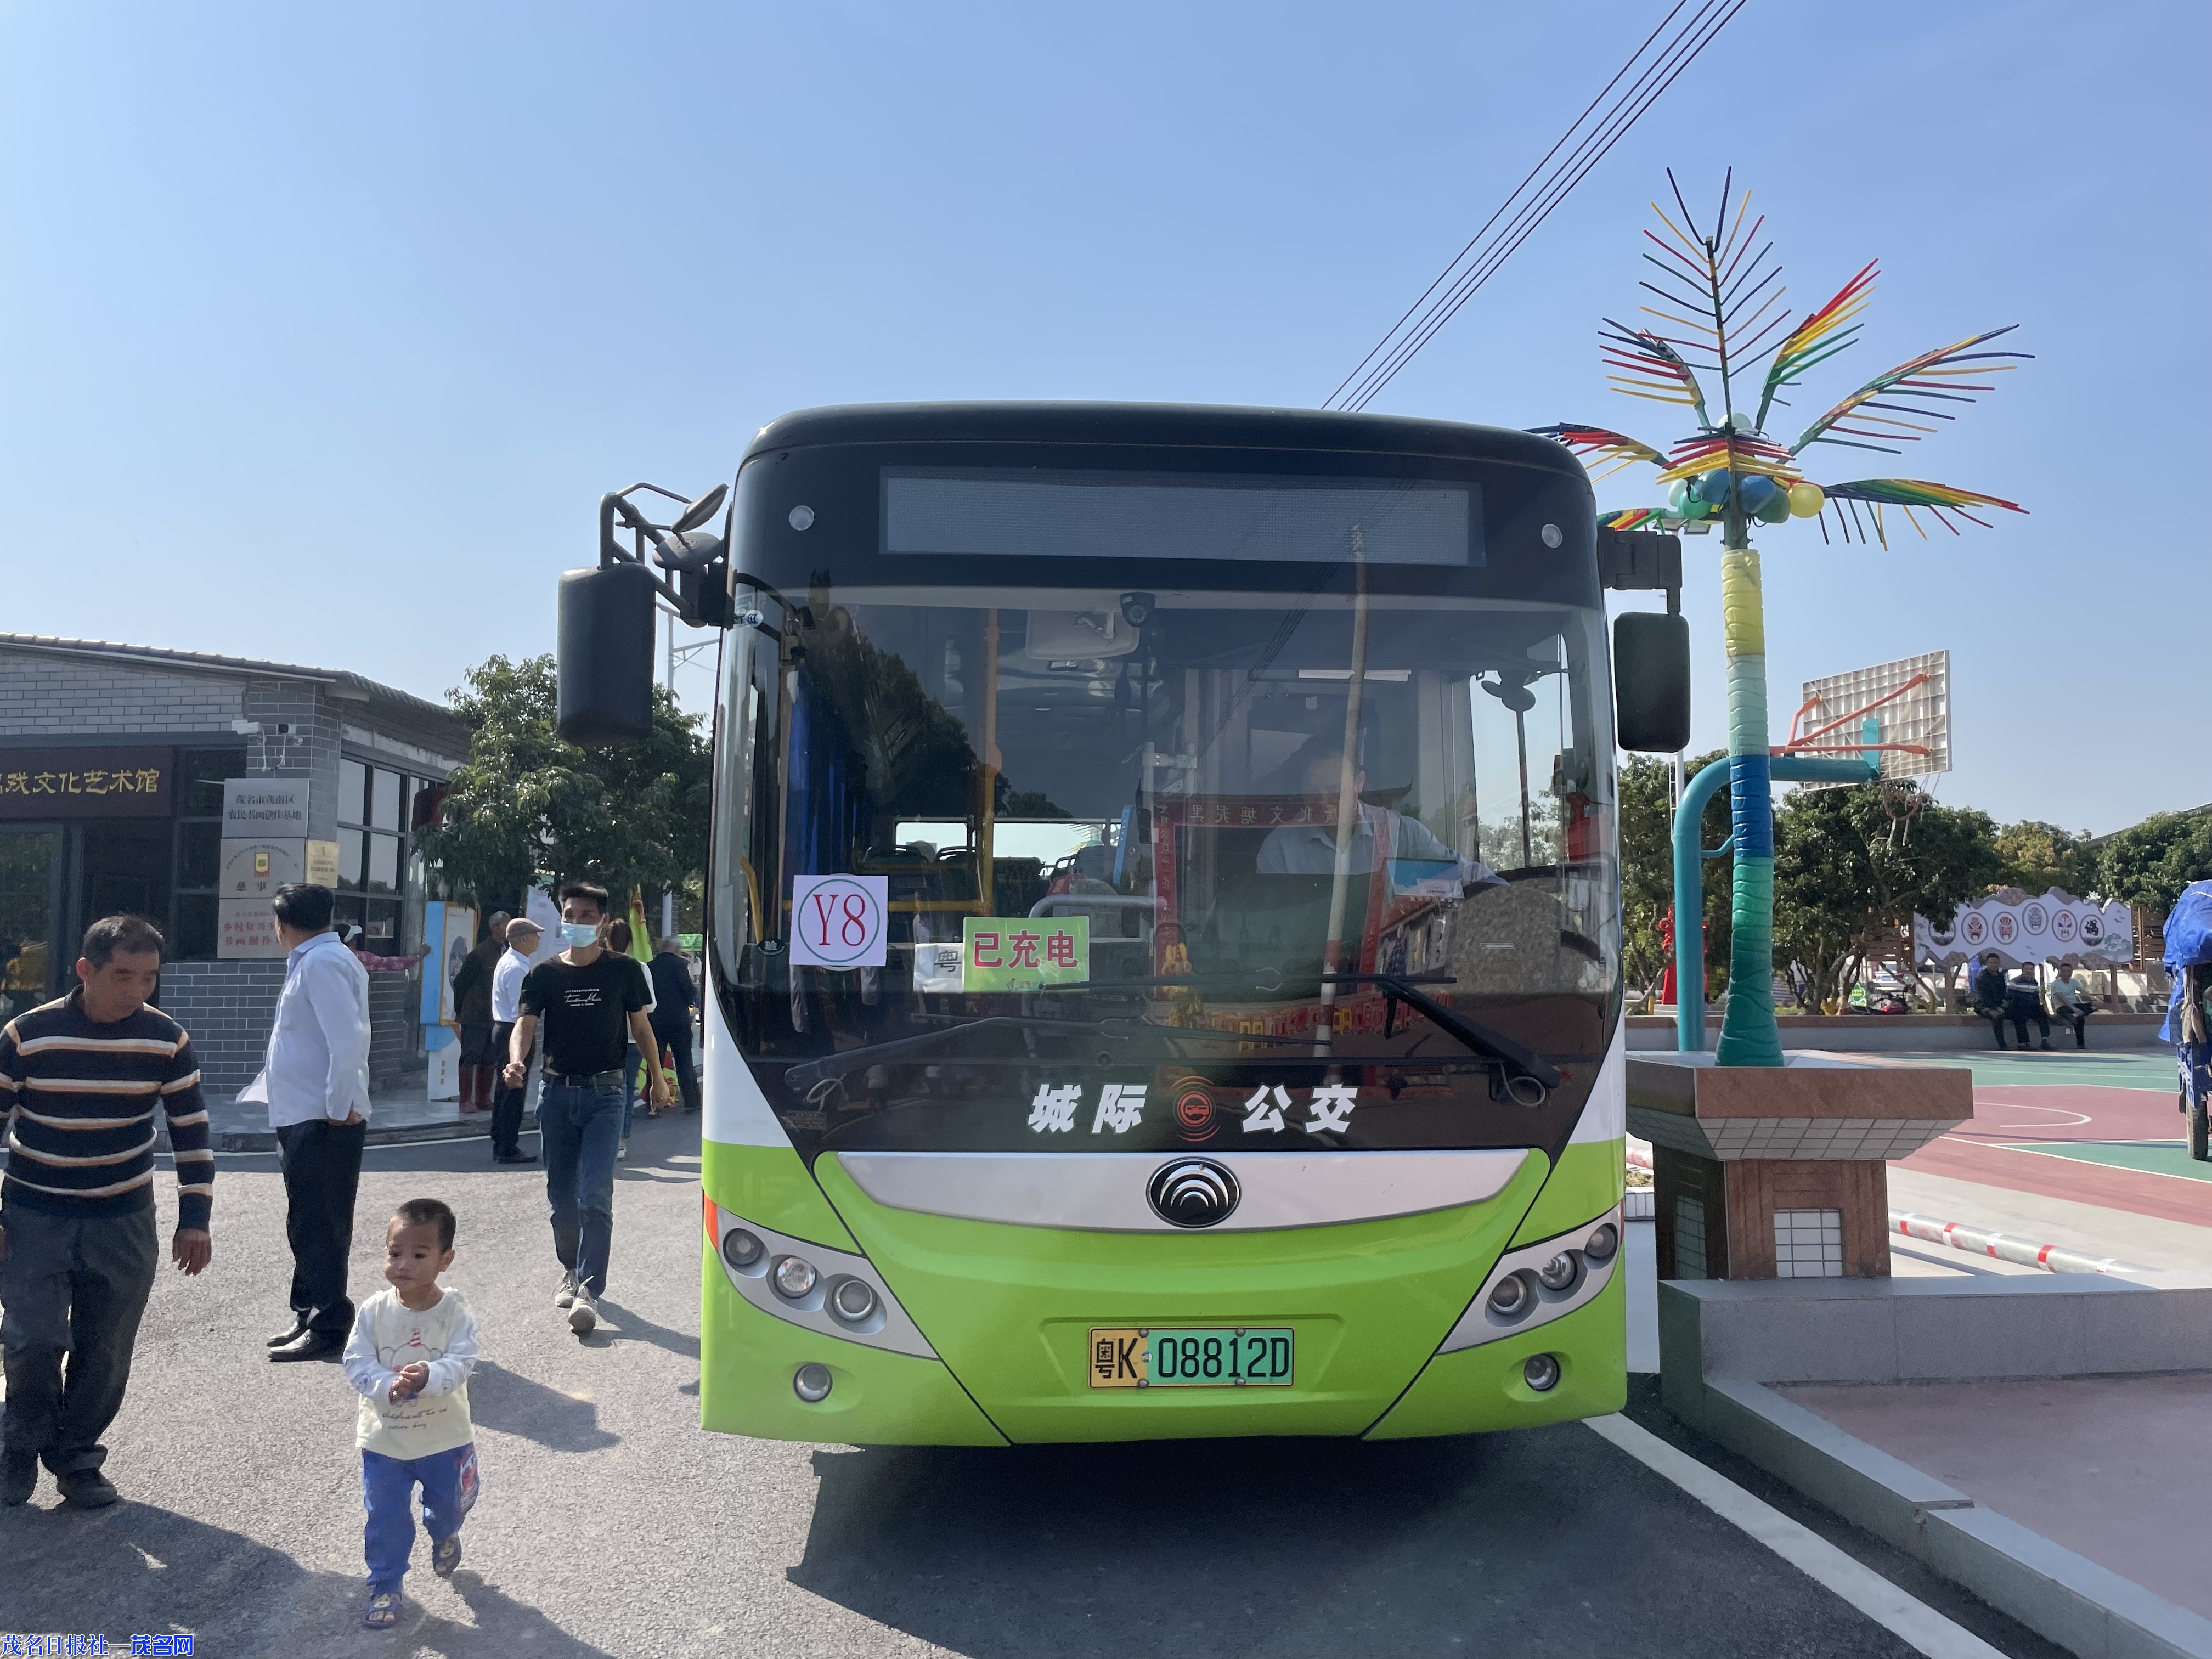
[1781,1372,2212,1620]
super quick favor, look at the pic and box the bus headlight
[772,1256,819,1300]
[1536,1251,1580,1292]
[1583,1222,1618,1263]
[1488,1274,1532,1318]
[1523,1353,1561,1392]
[793,1362,833,1402]
[830,1279,877,1323]
[721,1228,764,1270]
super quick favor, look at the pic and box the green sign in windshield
[961,916,1088,992]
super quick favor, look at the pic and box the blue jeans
[363,1444,477,1592]
[539,1079,623,1295]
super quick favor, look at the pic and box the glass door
[0,827,61,1019]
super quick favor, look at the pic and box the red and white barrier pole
[1890,1211,2148,1277]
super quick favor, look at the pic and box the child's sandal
[364,1591,401,1629]
[432,1534,462,1578]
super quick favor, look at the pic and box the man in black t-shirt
[504,882,670,1336]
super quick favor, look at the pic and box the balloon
[1736,473,1779,513]
[1666,478,1692,514]
[1697,471,1734,506]
[1787,481,1826,518]
[1756,492,1792,525]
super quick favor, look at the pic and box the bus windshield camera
[1119,591,1156,629]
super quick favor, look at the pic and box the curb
[205,1114,522,1154]
[1892,1210,2151,1277]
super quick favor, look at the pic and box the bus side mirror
[1613,611,1690,753]
[557,563,657,743]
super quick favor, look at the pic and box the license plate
[1087,1327,1295,1389]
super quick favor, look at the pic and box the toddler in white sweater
[341,1197,481,1630]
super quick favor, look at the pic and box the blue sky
[2,1,2203,832]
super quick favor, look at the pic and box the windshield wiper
[1325,973,1563,1093]
[782,1014,1116,1093]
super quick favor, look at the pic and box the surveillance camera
[1118,591,1156,630]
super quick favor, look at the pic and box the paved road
[1,1114,2018,1658]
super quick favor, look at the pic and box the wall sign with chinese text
[219,838,304,899]
[217,898,287,960]
[0,747,174,819]
[963,916,1087,991]
[222,778,308,837]
[789,875,889,968]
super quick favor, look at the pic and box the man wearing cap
[487,917,541,1165]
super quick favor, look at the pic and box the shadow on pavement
[592,1297,700,1362]
[468,1359,620,1452]
[0,1498,615,1658]
[788,1426,1922,1659]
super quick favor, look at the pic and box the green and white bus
[558,402,1688,1444]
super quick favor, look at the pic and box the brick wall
[242,676,344,839]
[160,959,424,1097]
[0,653,245,736]
[157,961,285,1093]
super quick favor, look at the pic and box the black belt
[545,1069,623,1089]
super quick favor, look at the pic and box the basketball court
[1842,1048,2209,1227]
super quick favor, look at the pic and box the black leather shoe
[3,1454,37,1507]
[269,1330,346,1363]
[57,1468,117,1509]
[266,1318,309,1348]
[493,1149,537,1164]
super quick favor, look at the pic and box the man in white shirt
[487,917,541,1165]
[247,883,374,1363]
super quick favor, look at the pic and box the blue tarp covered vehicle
[2161,878,2212,1160]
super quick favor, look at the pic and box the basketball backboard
[1794,651,1951,782]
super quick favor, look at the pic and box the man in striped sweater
[0,914,214,1509]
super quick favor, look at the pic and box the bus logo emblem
[1148,1159,1239,1229]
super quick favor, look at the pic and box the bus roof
[742,402,1583,478]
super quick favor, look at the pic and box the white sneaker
[617,1139,628,1162]
[568,1289,598,1336]
[554,1272,575,1310]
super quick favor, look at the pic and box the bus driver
[1257,736,1493,883]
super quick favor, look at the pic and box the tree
[1994,820,2097,897]
[1771,783,2000,1009]
[1619,751,1732,1009]
[2098,811,2212,917]
[414,654,712,906]
[1539,172,2026,1064]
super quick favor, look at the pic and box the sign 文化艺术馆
[0,747,174,819]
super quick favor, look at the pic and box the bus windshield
[712,575,1620,1156]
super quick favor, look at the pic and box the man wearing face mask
[502,883,670,1336]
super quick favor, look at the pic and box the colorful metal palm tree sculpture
[1537,171,2028,1066]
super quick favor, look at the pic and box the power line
[1326,0,1751,413]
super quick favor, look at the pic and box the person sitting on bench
[1971,952,2011,1049]
[2046,962,2095,1049]
[2006,963,2053,1051]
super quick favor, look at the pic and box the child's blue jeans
[363,1443,478,1592]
